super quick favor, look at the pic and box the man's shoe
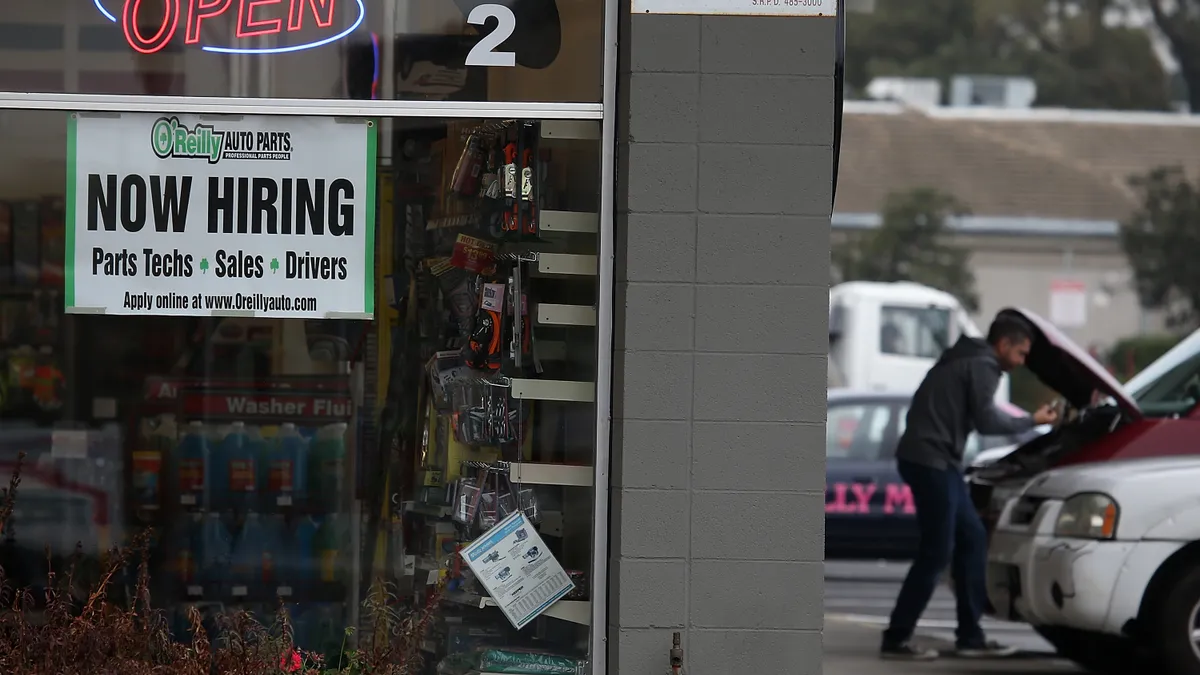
[955,640,1018,658]
[880,642,939,660]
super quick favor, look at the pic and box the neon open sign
[91,0,365,55]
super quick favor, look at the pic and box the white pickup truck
[829,281,1009,403]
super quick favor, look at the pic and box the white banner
[632,0,835,16]
[66,113,376,319]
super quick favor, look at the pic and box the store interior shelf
[534,253,597,277]
[405,501,452,518]
[540,210,598,234]
[536,303,597,327]
[535,339,566,361]
[510,462,593,487]
[539,121,600,141]
[509,378,595,403]
[446,592,591,626]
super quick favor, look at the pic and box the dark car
[825,389,1044,559]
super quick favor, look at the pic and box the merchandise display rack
[131,370,359,625]
[381,117,599,673]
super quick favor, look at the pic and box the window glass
[880,305,951,359]
[1126,329,1200,416]
[0,0,602,103]
[827,402,894,460]
[0,108,600,670]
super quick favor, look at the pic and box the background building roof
[835,102,1200,222]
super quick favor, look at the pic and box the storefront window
[0,0,602,103]
[0,107,602,671]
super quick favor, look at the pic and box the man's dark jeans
[883,458,988,648]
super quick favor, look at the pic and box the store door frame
[0,0,618,662]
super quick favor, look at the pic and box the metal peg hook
[461,119,516,139]
[497,251,539,263]
[480,376,513,388]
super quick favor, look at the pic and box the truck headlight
[1054,493,1118,539]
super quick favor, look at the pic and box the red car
[968,307,1200,531]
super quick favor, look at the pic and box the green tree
[1107,333,1182,380]
[847,0,1170,111]
[833,188,980,312]
[1120,166,1200,327]
[1145,0,1200,112]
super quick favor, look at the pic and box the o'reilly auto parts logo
[150,116,293,164]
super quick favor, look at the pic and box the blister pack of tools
[451,461,541,536]
[449,121,544,242]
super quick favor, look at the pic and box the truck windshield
[880,305,951,359]
[1125,329,1200,417]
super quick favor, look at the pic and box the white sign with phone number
[632,0,835,15]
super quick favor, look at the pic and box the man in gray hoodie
[881,311,1058,661]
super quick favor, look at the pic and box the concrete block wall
[608,9,835,674]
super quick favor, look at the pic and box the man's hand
[1033,402,1060,426]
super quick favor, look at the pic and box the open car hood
[999,308,1141,419]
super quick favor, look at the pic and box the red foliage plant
[0,452,444,675]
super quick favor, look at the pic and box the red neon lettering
[123,0,344,53]
[186,0,231,43]
[123,0,181,55]
[287,0,336,30]
[849,482,876,514]
[883,483,916,514]
[237,0,283,38]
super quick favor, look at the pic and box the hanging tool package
[367,120,548,589]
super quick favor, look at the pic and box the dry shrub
[0,453,443,674]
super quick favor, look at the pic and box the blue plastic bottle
[262,514,287,588]
[198,512,232,590]
[165,514,202,586]
[308,423,347,512]
[217,422,257,511]
[289,516,320,588]
[176,422,210,508]
[230,512,284,588]
[264,423,308,508]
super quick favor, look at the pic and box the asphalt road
[824,621,1081,675]
[824,560,1064,661]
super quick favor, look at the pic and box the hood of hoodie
[993,308,1140,418]
[936,335,996,368]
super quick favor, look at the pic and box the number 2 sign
[465,4,517,66]
[453,0,563,69]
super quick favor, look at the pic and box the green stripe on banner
[64,113,77,310]
[364,119,377,317]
